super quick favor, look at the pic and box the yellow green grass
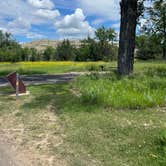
[0,60,165,76]
[0,61,110,76]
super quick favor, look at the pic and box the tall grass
[75,66,166,109]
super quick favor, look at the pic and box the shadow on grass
[0,86,15,95]
[21,83,99,115]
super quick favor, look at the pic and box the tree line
[0,0,165,66]
[0,27,118,62]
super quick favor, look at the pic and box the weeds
[75,66,166,109]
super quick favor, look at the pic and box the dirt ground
[0,109,67,166]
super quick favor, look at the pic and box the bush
[136,35,162,60]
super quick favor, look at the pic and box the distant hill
[21,39,82,51]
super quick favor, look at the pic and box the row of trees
[0,27,118,62]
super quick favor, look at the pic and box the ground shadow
[21,83,99,115]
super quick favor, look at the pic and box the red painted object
[6,72,26,93]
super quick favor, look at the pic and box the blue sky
[0,0,150,43]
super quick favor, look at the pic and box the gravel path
[0,73,80,87]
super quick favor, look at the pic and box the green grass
[1,83,165,165]
[0,61,166,165]
[0,61,112,76]
[74,65,166,109]
[0,60,165,77]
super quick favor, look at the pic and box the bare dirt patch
[0,108,67,166]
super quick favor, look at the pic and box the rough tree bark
[118,0,138,75]
[163,9,166,60]
[163,46,166,60]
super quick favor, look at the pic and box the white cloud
[112,23,120,29]
[35,9,60,19]
[0,0,61,40]
[8,17,31,30]
[77,0,120,21]
[92,19,105,26]
[27,0,54,9]
[26,32,45,39]
[55,8,95,38]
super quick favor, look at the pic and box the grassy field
[0,61,110,76]
[0,60,165,76]
[0,61,166,165]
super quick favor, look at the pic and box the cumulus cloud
[8,17,31,30]
[0,0,60,39]
[77,0,120,21]
[27,0,54,9]
[35,9,60,19]
[55,8,95,38]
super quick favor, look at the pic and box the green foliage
[29,48,38,61]
[76,35,118,61]
[0,30,23,62]
[142,0,166,59]
[136,35,162,60]
[56,39,76,60]
[43,46,56,61]
[0,28,117,62]
[75,66,166,109]
[154,129,166,164]
[95,27,117,60]
[158,130,166,147]
[76,37,100,61]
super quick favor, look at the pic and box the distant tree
[21,47,31,61]
[0,30,20,50]
[29,48,38,61]
[43,46,56,61]
[75,37,99,61]
[95,27,117,59]
[143,0,166,60]
[0,30,23,62]
[56,39,75,60]
[136,34,162,60]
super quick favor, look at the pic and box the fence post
[16,73,19,99]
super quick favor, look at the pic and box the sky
[0,0,152,43]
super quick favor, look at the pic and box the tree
[118,0,145,75]
[43,46,56,61]
[136,34,162,60]
[76,36,100,61]
[95,27,117,59]
[0,30,23,62]
[56,39,76,60]
[118,0,138,75]
[143,0,166,60]
[21,47,31,61]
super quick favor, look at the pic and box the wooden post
[16,73,19,99]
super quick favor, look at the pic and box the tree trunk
[118,0,138,75]
[163,46,166,60]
